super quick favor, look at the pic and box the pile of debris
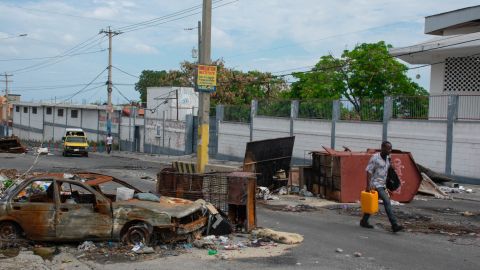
[0,136,26,153]
[0,169,20,195]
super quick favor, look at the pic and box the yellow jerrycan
[361,190,379,214]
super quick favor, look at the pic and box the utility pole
[100,27,121,135]
[1,73,12,136]
[197,0,212,173]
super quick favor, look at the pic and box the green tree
[288,41,427,114]
[135,60,288,105]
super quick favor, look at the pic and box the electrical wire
[0,49,106,62]
[59,67,108,103]
[117,0,238,34]
[112,84,132,103]
[112,66,139,78]
[9,34,106,74]
[114,0,224,32]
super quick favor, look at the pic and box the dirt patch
[327,203,480,236]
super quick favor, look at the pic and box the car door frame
[54,179,113,241]
[6,178,58,241]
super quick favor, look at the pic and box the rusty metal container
[311,149,422,203]
[157,169,257,231]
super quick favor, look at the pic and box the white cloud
[90,6,118,19]
[133,43,158,54]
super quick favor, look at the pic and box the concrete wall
[217,116,480,180]
[217,122,250,159]
[293,119,331,158]
[336,121,382,151]
[452,122,480,178]
[253,116,290,141]
[388,120,447,173]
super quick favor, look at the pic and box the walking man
[106,133,113,154]
[360,141,404,233]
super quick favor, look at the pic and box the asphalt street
[1,151,479,270]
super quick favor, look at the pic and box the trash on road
[252,228,304,244]
[0,136,26,153]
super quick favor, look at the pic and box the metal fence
[223,104,251,123]
[257,100,291,117]
[392,96,430,120]
[298,99,333,119]
[339,98,384,121]
[458,95,480,120]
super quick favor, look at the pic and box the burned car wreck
[0,172,213,245]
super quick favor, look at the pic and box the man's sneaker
[392,224,404,233]
[360,220,374,229]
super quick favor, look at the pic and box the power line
[12,82,105,91]
[112,84,133,103]
[112,66,139,78]
[114,1,224,32]
[270,36,480,79]
[60,67,108,103]
[9,34,105,74]
[0,49,106,62]
[116,0,237,34]
[6,4,134,25]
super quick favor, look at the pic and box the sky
[0,0,479,104]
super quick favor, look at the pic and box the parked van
[62,128,89,157]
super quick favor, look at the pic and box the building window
[58,109,64,117]
[16,106,19,112]
[32,107,37,114]
[71,110,78,118]
[23,107,28,113]
[46,107,52,115]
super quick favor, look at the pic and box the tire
[0,221,23,241]
[84,152,88,157]
[121,222,152,245]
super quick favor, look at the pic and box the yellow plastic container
[361,190,379,214]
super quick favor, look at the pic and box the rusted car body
[0,173,209,244]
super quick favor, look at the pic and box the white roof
[389,32,480,64]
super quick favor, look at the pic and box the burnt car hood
[112,196,205,218]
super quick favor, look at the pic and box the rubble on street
[0,136,26,154]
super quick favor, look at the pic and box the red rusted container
[311,149,422,203]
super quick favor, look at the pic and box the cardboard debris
[252,228,304,244]
[418,173,450,199]
[417,164,453,183]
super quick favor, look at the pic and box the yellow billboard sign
[197,65,217,92]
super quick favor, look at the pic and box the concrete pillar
[382,96,393,142]
[185,114,194,154]
[290,100,299,137]
[445,95,458,175]
[331,100,340,149]
[250,100,258,142]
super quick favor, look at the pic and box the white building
[390,5,480,119]
[145,87,198,121]
[12,102,121,143]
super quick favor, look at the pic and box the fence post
[185,114,194,154]
[250,100,258,142]
[290,100,299,137]
[445,95,458,175]
[382,96,393,142]
[215,104,224,156]
[331,100,340,149]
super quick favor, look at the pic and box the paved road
[1,151,479,270]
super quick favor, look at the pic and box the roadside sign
[197,65,217,92]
